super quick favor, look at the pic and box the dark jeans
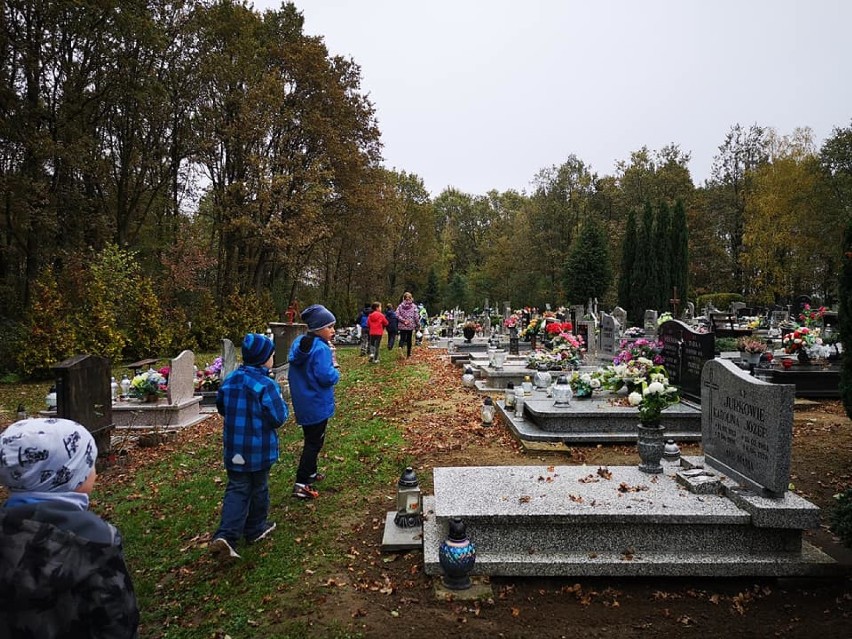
[398,330,413,357]
[296,419,327,485]
[387,331,397,349]
[369,334,382,360]
[214,467,271,544]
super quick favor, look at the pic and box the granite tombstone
[659,319,715,403]
[700,359,795,498]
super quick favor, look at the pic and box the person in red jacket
[367,301,389,363]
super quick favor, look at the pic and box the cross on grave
[669,287,681,318]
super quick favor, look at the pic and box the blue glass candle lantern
[438,518,476,590]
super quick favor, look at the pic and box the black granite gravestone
[659,320,715,403]
[53,354,113,462]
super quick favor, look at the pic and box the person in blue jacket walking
[288,304,341,499]
[211,332,288,561]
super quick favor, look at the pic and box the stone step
[421,465,840,578]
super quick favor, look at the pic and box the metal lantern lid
[447,517,468,542]
[483,396,493,406]
[506,381,514,389]
[398,466,419,488]
[556,375,569,386]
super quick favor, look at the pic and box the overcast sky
[253,0,852,196]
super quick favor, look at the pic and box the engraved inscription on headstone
[599,313,617,356]
[701,359,795,497]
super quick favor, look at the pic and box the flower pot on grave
[797,349,811,365]
[530,335,537,350]
[574,387,592,399]
[144,393,159,403]
[743,351,761,366]
[463,327,475,343]
[637,422,665,474]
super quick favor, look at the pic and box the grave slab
[422,465,841,578]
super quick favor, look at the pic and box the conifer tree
[670,200,689,315]
[629,202,655,325]
[654,201,672,310]
[563,220,613,304]
[617,210,637,317]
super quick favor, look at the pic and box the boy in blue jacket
[211,332,288,561]
[288,304,341,499]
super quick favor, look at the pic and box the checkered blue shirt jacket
[216,364,289,472]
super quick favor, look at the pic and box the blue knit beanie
[242,333,274,367]
[301,304,336,331]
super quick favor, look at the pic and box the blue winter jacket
[216,365,289,472]
[288,333,340,427]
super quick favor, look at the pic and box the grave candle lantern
[462,366,476,388]
[552,375,572,405]
[393,466,422,529]
[120,374,131,399]
[481,396,495,425]
[504,381,516,409]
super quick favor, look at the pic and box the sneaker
[248,521,276,544]
[210,537,241,560]
[292,483,319,499]
[309,472,326,483]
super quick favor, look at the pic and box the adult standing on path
[396,292,420,358]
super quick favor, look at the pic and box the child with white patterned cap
[0,417,139,638]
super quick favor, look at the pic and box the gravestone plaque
[643,310,658,336]
[659,320,715,403]
[167,350,195,404]
[53,354,113,460]
[221,338,237,378]
[599,313,617,357]
[701,359,795,497]
[612,306,628,330]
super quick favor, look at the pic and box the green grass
[94,347,427,638]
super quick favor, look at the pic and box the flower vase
[530,335,537,350]
[144,393,159,403]
[463,327,475,343]
[637,422,665,474]
[797,349,811,365]
[438,518,476,590]
[744,352,761,366]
